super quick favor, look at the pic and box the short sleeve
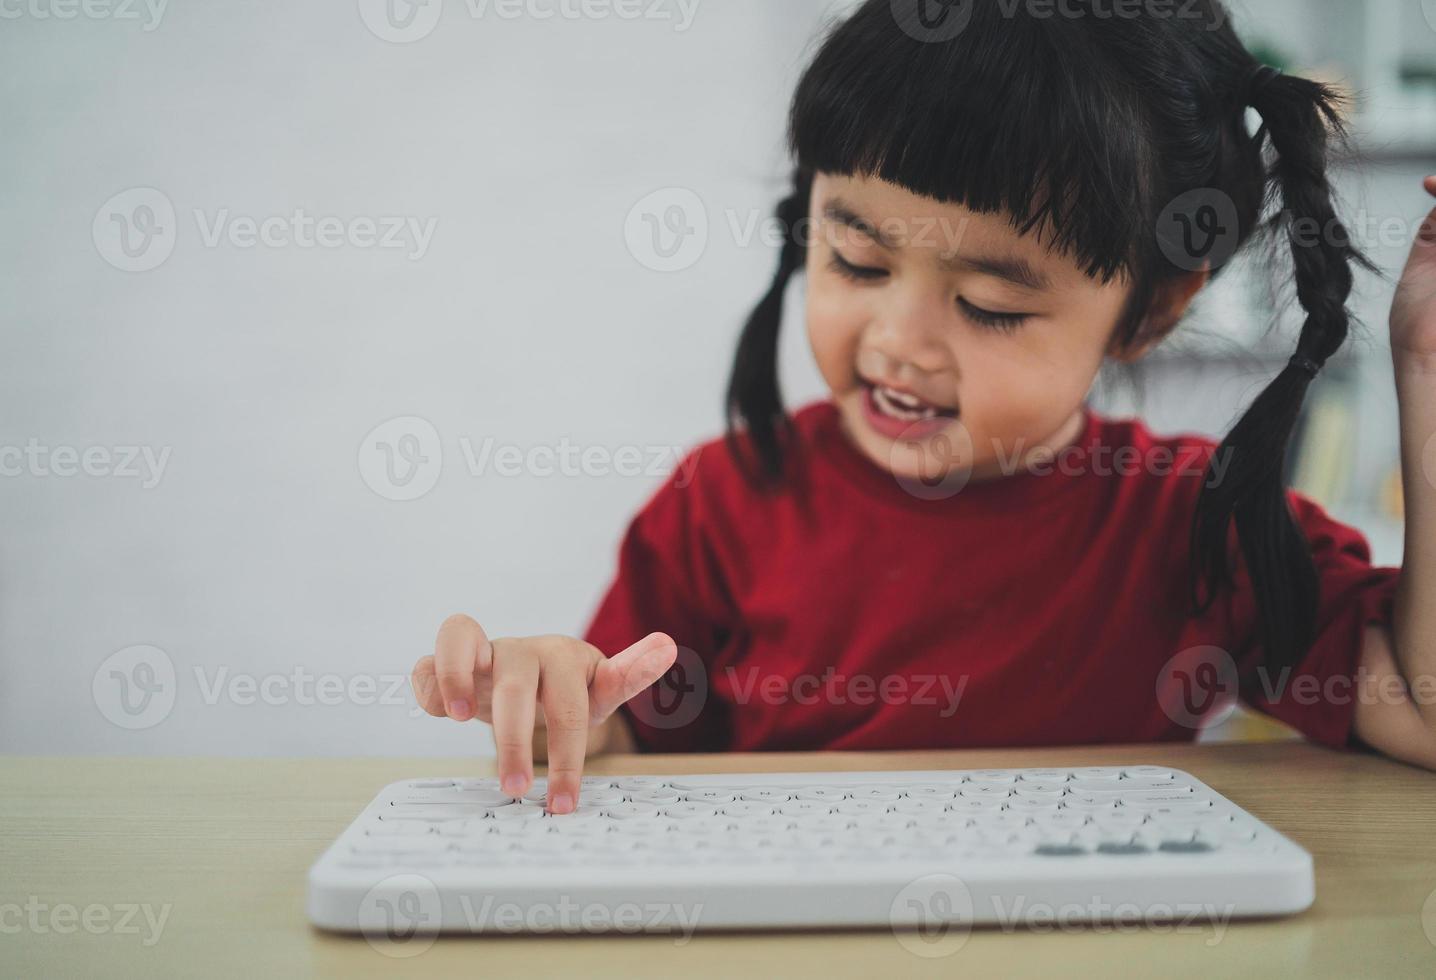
[1226,490,1400,749]
[580,449,733,753]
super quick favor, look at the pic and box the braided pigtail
[1190,65,1380,671]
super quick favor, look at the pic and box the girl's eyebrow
[821,198,1053,293]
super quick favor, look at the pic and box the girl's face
[805,172,1167,484]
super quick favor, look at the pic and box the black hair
[723,0,1378,674]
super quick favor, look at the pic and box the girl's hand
[1390,175,1436,368]
[410,616,677,813]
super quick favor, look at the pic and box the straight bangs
[788,2,1156,285]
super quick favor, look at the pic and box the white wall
[0,0,841,755]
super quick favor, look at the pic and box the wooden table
[3,743,1435,978]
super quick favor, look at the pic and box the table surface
[3,742,1435,979]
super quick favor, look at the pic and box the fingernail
[501,774,526,796]
[549,793,574,814]
[447,699,470,719]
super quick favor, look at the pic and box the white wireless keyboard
[307,766,1313,937]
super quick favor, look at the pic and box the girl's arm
[1353,176,1436,769]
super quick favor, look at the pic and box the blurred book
[1287,380,1356,509]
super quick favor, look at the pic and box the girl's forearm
[1393,352,1436,731]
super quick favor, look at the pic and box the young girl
[410,0,1436,814]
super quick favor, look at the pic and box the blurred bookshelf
[1091,0,1426,583]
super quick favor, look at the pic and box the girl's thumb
[589,632,678,722]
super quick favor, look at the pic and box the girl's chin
[854,428,977,482]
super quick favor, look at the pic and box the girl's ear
[1108,264,1212,363]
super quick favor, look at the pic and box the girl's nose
[869,291,953,376]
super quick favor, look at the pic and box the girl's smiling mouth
[858,377,959,441]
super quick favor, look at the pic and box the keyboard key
[1014,785,1067,799]
[1005,798,1061,813]
[1017,771,1070,782]
[738,789,791,803]
[1060,795,1120,811]
[546,806,602,822]
[1116,784,1194,797]
[605,802,661,820]
[614,777,666,792]
[722,802,776,819]
[793,787,848,802]
[903,785,959,800]
[1034,844,1087,857]
[787,815,848,833]
[609,818,670,836]
[627,790,681,806]
[682,791,737,805]
[848,787,901,802]
[490,805,546,822]
[964,771,1017,785]
[779,801,830,817]
[1097,841,1150,855]
[666,803,720,820]
[1035,811,1089,830]
[408,780,457,789]
[961,786,1011,799]
[1066,780,1129,795]
[1159,840,1215,854]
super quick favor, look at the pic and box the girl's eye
[828,250,1030,333]
[828,251,888,281]
[959,297,1029,333]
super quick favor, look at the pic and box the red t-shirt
[582,399,1399,753]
